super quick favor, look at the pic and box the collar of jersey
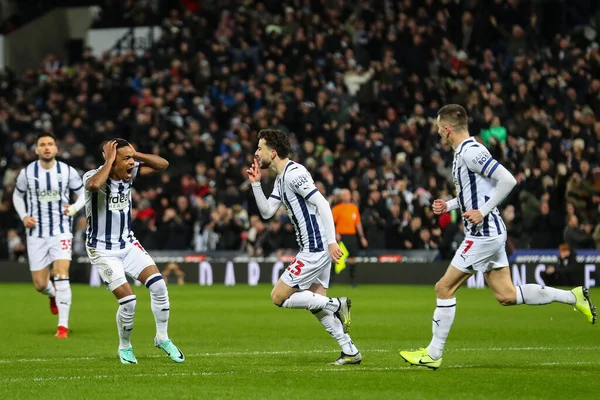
[280,160,295,176]
[455,137,475,153]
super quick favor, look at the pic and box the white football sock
[427,298,456,360]
[54,278,71,328]
[312,309,359,355]
[117,295,136,350]
[146,274,170,343]
[516,284,576,305]
[40,280,56,297]
[281,291,340,312]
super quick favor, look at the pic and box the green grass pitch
[0,283,598,399]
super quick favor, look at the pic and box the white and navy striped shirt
[15,161,83,238]
[452,138,507,238]
[270,161,327,253]
[83,162,140,250]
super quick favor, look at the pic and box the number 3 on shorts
[286,259,305,276]
[60,239,72,251]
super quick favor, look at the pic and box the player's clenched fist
[63,204,78,216]
[22,216,36,228]
[432,199,447,215]
[247,158,261,183]
[463,209,483,224]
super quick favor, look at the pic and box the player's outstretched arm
[247,159,281,219]
[463,146,517,218]
[131,145,169,175]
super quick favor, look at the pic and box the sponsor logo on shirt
[108,193,129,211]
[36,189,61,202]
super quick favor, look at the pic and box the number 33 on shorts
[286,259,305,276]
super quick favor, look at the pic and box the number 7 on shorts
[462,240,474,254]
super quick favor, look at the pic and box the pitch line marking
[2,361,600,384]
[1,346,599,365]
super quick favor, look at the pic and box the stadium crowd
[1,0,600,261]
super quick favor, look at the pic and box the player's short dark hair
[257,129,292,159]
[114,138,131,150]
[36,132,57,144]
[101,138,131,152]
[437,104,468,132]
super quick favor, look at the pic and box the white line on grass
[1,346,599,365]
[2,361,600,384]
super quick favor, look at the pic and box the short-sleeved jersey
[332,203,360,235]
[83,162,140,250]
[270,161,328,253]
[452,138,507,238]
[15,160,83,238]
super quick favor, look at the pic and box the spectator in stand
[1,0,600,259]
[542,244,579,287]
[564,215,595,249]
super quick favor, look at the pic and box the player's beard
[259,158,271,169]
[442,134,452,148]
[39,154,55,163]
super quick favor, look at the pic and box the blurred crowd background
[1,0,600,261]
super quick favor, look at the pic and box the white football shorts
[280,250,332,290]
[27,233,73,272]
[86,241,155,291]
[451,232,509,273]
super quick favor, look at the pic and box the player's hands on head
[22,216,36,228]
[432,199,447,215]
[103,140,118,165]
[328,242,344,263]
[247,158,261,183]
[129,143,137,159]
[462,209,483,224]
